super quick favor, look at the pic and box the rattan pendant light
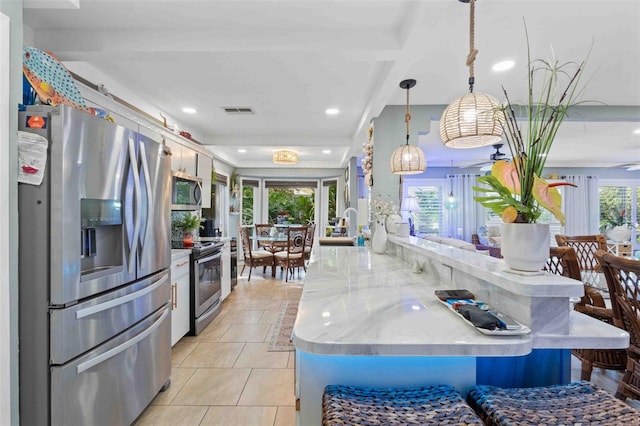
[440,0,503,149]
[390,79,426,175]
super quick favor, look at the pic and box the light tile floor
[135,268,303,426]
[136,266,639,425]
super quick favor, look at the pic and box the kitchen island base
[297,351,475,425]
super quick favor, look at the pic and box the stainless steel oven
[190,241,224,335]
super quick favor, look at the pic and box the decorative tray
[437,298,531,336]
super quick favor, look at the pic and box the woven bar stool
[467,381,640,426]
[322,384,483,425]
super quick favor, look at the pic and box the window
[599,180,639,255]
[202,173,228,232]
[321,179,338,226]
[406,184,444,235]
[264,180,317,225]
[241,179,259,225]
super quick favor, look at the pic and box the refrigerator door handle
[75,274,169,319]
[127,137,142,275]
[138,142,154,257]
[76,308,169,375]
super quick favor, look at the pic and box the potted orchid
[473,31,589,271]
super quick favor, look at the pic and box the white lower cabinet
[170,254,191,346]
[221,241,232,301]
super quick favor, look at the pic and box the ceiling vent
[222,106,255,114]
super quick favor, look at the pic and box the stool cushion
[322,384,483,425]
[467,381,640,426]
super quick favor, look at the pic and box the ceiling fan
[458,143,510,171]
[608,163,640,171]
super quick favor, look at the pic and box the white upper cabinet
[141,127,197,176]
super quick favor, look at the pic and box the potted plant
[601,207,631,242]
[175,212,204,246]
[473,30,589,271]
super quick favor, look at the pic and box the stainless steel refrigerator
[18,105,172,425]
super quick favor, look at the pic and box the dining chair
[595,250,640,401]
[555,234,608,272]
[545,246,627,381]
[254,224,274,251]
[239,226,275,281]
[303,223,316,263]
[274,225,307,282]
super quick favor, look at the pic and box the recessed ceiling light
[634,128,640,135]
[325,108,339,115]
[238,149,247,153]
[492,60,515,72]
[182,107,197,114]
[322,149,331,154]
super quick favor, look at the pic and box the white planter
[606,226,631,243]
[501,223,550,272]
[372,215,388,254]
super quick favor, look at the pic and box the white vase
[501,223,550,272]
[386,211,402,234]
[372,215,388,254]
[606,226,631,243]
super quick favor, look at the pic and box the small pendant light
[440,0,503,148]
[444,161,459,210]
[390,79,426,175]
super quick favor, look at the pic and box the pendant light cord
[466,0,478,92]
[405,85,411,144]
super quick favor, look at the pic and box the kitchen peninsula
[292,237,629,425]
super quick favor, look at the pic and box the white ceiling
[23,0,640,170]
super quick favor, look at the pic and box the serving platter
[437,298,531,336]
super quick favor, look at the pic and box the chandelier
[390,79,426,175]
[272,149,298,165]
[440,0,503,148]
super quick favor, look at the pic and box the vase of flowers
[371,196,395,253]
[473,33,588,271]
[371,215,388,254]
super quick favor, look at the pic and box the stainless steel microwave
[171,171,202,210]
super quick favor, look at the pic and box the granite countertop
[292,244,628,357]
[293,246,532,356]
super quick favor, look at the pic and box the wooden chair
[595,250,640,401]
[555,234,608,273]
[254,223,274,251]
[274,226,307,282]
[303,223,316,263]
[545,246,626,380]
[239,226,274,281]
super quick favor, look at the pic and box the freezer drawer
[51,306,171,426]
[50,269,170,364]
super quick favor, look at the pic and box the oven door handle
[197,253,220,264]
